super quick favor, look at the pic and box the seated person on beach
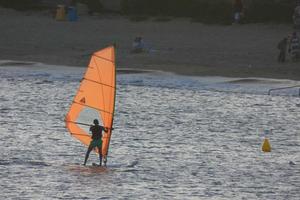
[131,37,145,53]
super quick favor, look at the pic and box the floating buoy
[262,138,271,152]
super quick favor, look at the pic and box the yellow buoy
[262,138,271,152]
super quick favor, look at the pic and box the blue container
[68,6,78,22]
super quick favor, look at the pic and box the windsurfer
[83,119,108,166]
[66,46,116,166]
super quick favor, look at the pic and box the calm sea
[0,63,299,199]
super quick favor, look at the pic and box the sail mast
[103,46,116,165]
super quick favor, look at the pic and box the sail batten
[92,54,115,63]
[83,77,116,88]
[70,133,91,137]
[65,46,116,163]
[72,101,114,115]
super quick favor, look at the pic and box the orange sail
[65,46,116,163]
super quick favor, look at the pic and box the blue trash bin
[68,6,78,22]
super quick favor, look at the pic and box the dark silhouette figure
[233,0,243,24]
[289,32,300,61]
[83,119,108,166]
[277,37,288,63]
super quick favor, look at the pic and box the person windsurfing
[83,119,108,166]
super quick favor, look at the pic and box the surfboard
[65,45,116,165]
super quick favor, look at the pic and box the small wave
[57,154,79,157]
[0,160,10,165]
[0,60,37,66]
[48,137,61,141]
[2,159,50,167]
[127,160,138,168]
[289,161,296,166]
[0,97,9,101]
[252,104,272,107]
[191,171,198,176]
[120,169,139,173]
[227,78,287,84]
[0,108,11,113]
[27,72,51,77]
[117,68,156,74]
[127,80,144,85]
[26,161,50,167]
[35,80,54,85]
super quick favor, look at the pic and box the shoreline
[2,59,300,86]
[2,58,300,81]
[0,8,299,80]
[3,59,300,90]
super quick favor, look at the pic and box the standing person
[293,4,300,30]
[83,119,108,166]
[277,37,288,62]
[289,32,300,61]
[232,0,243,24]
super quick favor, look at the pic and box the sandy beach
[0,7,299,80]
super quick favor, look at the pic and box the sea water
[0,63,299,199]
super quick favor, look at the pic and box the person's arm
[101,126,108,133]
[102,126,114,132]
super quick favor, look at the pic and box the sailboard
[65,45,116,165]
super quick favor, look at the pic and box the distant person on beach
[131,37,145,53]
[232,0,243,24]
[83,119,108,166]
[288,32,300,61]
[277,37,288,63]
[293,5,300,29]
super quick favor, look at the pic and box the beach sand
[0,7,299,80]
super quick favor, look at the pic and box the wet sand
[0,7,299,80]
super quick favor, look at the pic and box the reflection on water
[0,64,299,199]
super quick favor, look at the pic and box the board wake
[66,163,109,173]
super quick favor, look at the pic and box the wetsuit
[89,125,105,148]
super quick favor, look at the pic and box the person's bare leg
[98,146,102,166]
[84,146,93,165]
